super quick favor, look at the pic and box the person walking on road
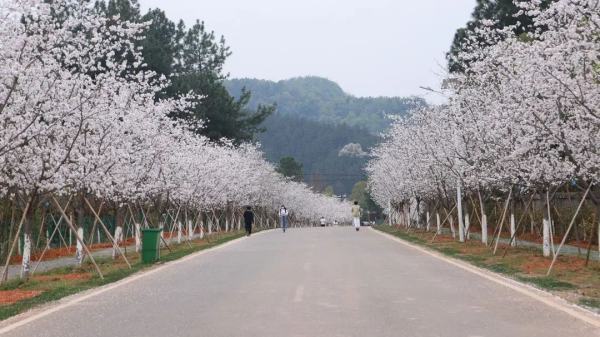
[244,206,254,236]
[279,205,289,232]
[351,201,361,232]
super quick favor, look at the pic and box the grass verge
[580,298,600,309]
[0,230,248,321]
[374,225,600,313]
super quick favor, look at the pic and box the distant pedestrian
[320,216,326,227]
[351,201,361,232]
[279,205,289,232]
[243,206,254,236]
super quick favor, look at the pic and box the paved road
[1,227,598,337]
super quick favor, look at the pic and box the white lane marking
[293,285,304,303]
[303,262,312,272]
[0,230,273,335]
[371,228,600,329]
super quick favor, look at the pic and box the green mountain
[224,76,422,194]
[225,76,425,133]
[258,113,377,195]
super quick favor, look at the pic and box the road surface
[1,227,598,337]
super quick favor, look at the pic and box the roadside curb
[0,230,271,335]
[371,227,600,329]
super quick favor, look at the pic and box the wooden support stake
[86,202,104,246]
[546,190,556,257]
[50,213,71,249]
[31,196,73,275]
[469,193,482,226]
[1,196,32,283]
[84,197,131,269]
[51,196,103,279]
[430,204,457,243]
[502,191,536,257]
[493,188,513,255]
[547,183,592,276]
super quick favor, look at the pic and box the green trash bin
[141,228,162,263]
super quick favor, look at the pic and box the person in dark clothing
[243,206,254,236]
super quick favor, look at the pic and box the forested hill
[224,76,420,194]
[225,77,425,133]
[258,113,378,194]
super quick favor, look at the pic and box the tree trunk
[20,233,31,280]
[135,223,141,252]
[436,213,441,234]
[482,215,488,245]
[159,218,166,247]
[529,207,535,235]
[177,221,182,244]
[388,200,393,227]
[73,199,87,266]
[207,212,212,235]
[112,226,123,259]
[546,190,556,256]
[416,198,421,228]
[75,227,84,266]
[478,190,488,245]
[21,196,37,279]
[465,214,470,240]
[543,218,551,257]
[510,213,516,247]
[457,182,465,242]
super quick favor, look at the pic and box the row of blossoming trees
[367,0,599,270]
[0,0,350,280]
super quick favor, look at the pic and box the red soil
[9,238,137,264]
[0,290,42,305]
[518,232,597,250]
[520,255,586,274]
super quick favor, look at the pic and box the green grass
[457,254,487,265]
[579,297,600,309]
[484,263,519,276]
[376,226,426,244]
[0,230,247,321]
[436,247,461,256]
[516,276,576,291]
[0,279,26,291]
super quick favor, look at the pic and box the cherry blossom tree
[368,0,599,260]
[0,0,350,281]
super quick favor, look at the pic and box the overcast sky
[138,0,475,102]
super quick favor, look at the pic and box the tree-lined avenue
[0,227,597,337]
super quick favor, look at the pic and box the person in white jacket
[351,201,361,231]
[279,205,289,232]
